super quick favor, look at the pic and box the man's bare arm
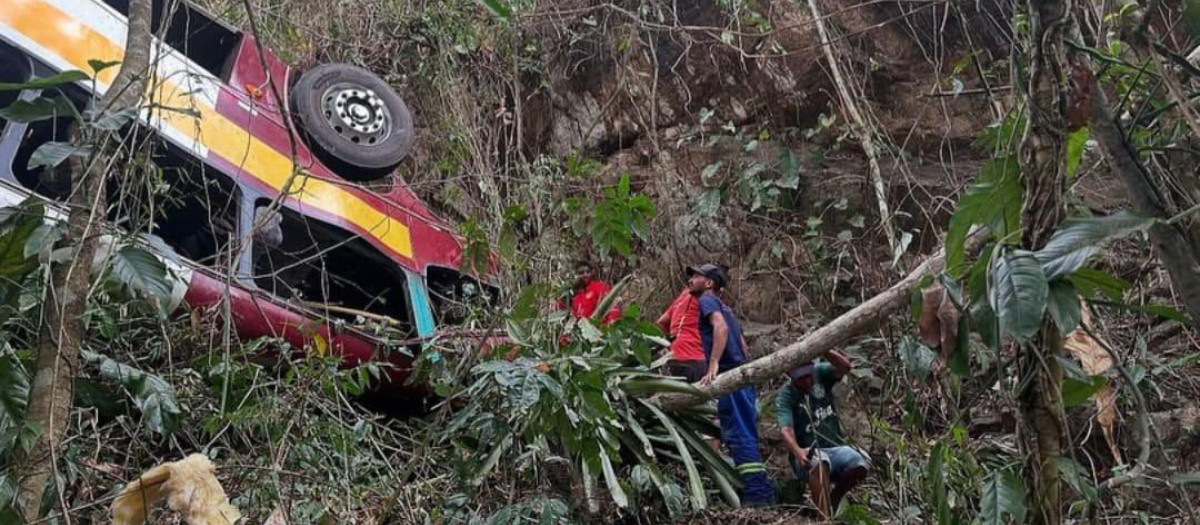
[781,426,810,463]
[700,312,728,385]
[826,349,853,378]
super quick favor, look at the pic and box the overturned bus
[0,0,498,395]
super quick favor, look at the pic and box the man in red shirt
[566,261,621,324]
[656,287,706,382]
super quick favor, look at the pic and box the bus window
[0,47,31,137]
[251,204,414,334]
[99,0,240,78]
[12,115,78,201]
[426,266,499,326]
[145,142,241,267]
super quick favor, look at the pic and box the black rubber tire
[291,63,414,181]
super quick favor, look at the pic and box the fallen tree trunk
[658,230,987,410]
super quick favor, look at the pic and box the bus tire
[291,63,414,181]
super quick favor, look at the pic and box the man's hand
[794,447,812,466]
[699,365,719,386]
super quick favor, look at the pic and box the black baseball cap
[687,263,728,289]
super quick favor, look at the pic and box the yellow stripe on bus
[0,0,414,259]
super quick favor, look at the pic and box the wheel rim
[320,82,392,146]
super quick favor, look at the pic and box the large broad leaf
[86,106,140,131]
[1054,455,1098,503]
[898,338,937,380]
[0,70,89,91]
[28,141,93,170]
[990,250,1049,342]
[948,314,971,376]
[671,410,744,491]
[1091,301,1193,325]
[641,400,708,510]
[1069,268,1129,302]
[0,203,44,276]
[967,248,1000,350]
[111,245,174,308]
[0,351,29,431]
[926,444,952,525]
[946,156,1022,276]
[1062,375,1107,408]
[619,377,706,398]
[0,96,77,123]
[1058,356,1108,408]
[1047,279,1082,335]
[1036,212,1154,279]
[979,470,1027,525]
[81,350,181,433]
[598,447,629,508]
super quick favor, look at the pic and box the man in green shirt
[775,350,870,519]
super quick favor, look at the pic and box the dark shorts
[668,360,707,383]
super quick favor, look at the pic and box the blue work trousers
[718,386,775,506]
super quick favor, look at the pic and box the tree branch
[656,228,989,410]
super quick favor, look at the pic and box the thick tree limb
[14,0,154,519]
[657,229,987,410]
[1084,69,1200,326]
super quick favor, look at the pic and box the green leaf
[694,188,722,218]
[28,141,92,170]
[87,59,121,73]
[968,249,1000,350]
[475,0,511,19]
[1069,268,1130,302]
[777,150,801,189]
[0,203,43,276]
[1036,212,1153,279]
[976,112,1026,153]
[946,156,1022,276]
[1062,375,1107,408]
[1047,279,1082,334]
[1065,127,1090,178]
[948,314,971,376]
[87,106,139,131]
[471,435,511,487]
[926,444,951,525]
[24,222,61,259]
[619,377,706,398]
[497,224,517,261]
[641,400,707,510]
[591,275,629,326]
[898,337,937,380]
[81,350,181,433]
[671,413,744,489]
[1054,456,1098,503]
[578,318,604,342]
[701,162,724,184]
[0,70,89,91]
[0,96,76,123]
[0,351,29,432]
[990,250,1049,342]
[598,447,629,508]
[979,470,1027,525]
[111,245,174,309]
[1184,0,1200,42]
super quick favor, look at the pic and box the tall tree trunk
[1085,87,1200,325]
[1017,0,1076,523]
[14,0,154,519]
